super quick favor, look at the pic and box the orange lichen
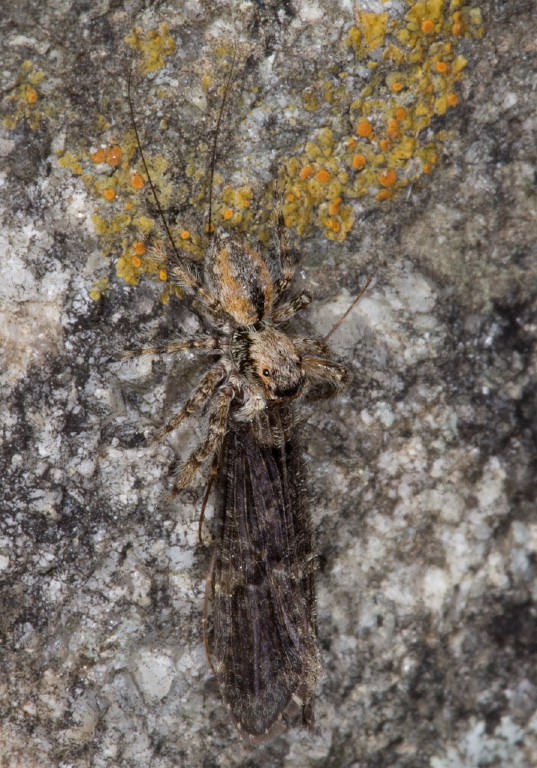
[352,154,366,170]
[159,269,168,281]
[103,189,116,201]
[132,255,142,268]
[299,166,314,180]
[91,148,105,163]
[125,24,176,74]
[106,145,122,166]
[379,169,397,187]
[376,189,393,201]
[357,119,373,138]
[71,1,485,268]
[26,87,38,104]
[387,119,399,139]
[130,174,144,189]
[133,240,146,255]
[328,197,342,216]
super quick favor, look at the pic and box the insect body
[123,208,349,741]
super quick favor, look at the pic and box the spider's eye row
[263,368,271,377]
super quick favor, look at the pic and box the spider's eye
[263,368,271,377]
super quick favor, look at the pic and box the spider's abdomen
[205,238,274,325]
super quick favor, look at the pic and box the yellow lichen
[125,24,176,74]
[355,11,390,57]
[2,61,48,131]
[54,1,483,285]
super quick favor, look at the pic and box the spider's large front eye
[262,368,271,377]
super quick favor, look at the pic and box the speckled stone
[1,1,536,767]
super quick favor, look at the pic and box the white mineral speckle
[132,650,175,703]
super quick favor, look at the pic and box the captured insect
[120,53,367,743]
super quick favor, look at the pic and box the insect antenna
[324,278,373,342]
[126,68,182,264]
[206,45,238,238]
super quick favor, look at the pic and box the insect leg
[203,548,217,676]
[118,336,221,359]
[198,450,219,545]
[149,361,228,444]
[168,383,235,497]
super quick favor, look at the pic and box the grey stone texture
[1,0,536,766]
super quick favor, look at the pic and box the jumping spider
[120,202,349,502]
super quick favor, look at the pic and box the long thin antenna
[207,46,238,237]
[127,68,182,262]
[324,278,372,342]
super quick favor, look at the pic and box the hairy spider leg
[169,381,237,497]
[149,361,229,445]
[271,292,312,324]
[118,336,221,359]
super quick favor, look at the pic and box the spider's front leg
[118,336,221,359]
[150,361,229,444]
[169,380,238,499]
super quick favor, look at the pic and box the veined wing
[211,404,320,742]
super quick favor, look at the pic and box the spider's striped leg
[118,336,221,359]
[168,381,237,498]
[149,361,229,445]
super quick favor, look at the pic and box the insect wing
[212,405,320,742]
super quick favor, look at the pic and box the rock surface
[1,1,536,766]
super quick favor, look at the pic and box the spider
[120,201,349,502]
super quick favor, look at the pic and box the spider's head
[231,324,306,402]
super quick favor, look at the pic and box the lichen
[1,61,48,131]
[55,4,484,292]
[125,24,176,75]
[278,0,484,241]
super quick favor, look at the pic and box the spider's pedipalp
[301,355,349,399]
